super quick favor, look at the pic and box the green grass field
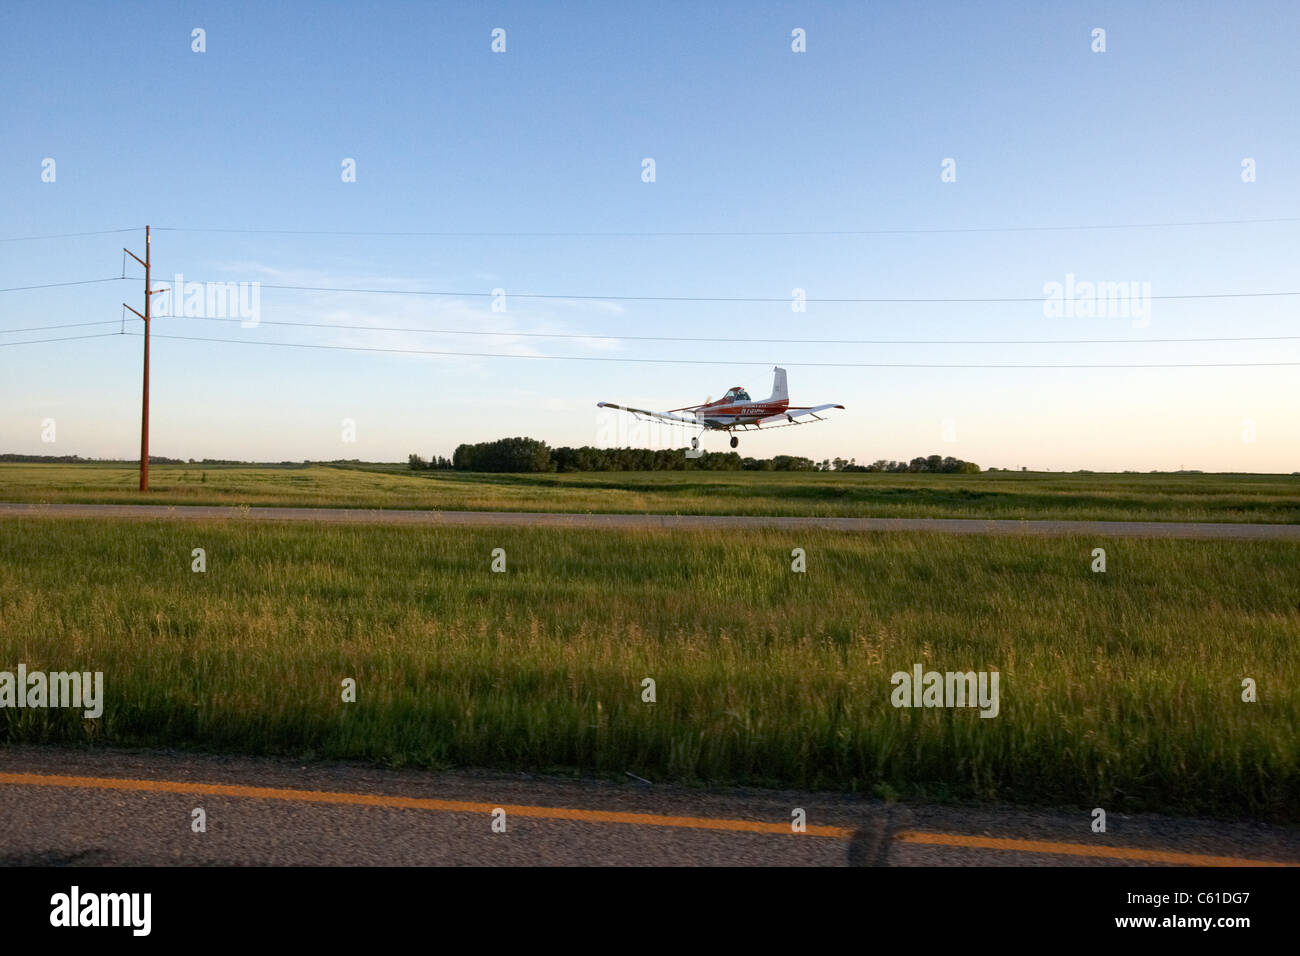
[2,515,1296,820]
[3,462,1299,523]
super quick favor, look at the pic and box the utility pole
[123,226,163,492]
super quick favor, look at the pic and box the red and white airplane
[598,367,844,449]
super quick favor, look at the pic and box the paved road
[3,502,1298,539]
[0,747,1295,867]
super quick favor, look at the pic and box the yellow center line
[1,771,1293,865]
[894,830,1296,867]
[0,771,850,838]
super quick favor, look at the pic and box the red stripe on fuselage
[697,401,788,416]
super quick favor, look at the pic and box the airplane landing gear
[730,436,739,449]
[690,437,700,451]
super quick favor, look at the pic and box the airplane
[598,366,844,450]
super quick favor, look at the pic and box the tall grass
[1,517,1297,819]
[2,463,1299,522]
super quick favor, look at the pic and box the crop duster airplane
[598,366,844,450]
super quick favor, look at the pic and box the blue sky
[2,1,1297,470]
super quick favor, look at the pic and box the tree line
[407,454,455,470]
[422,438,980,473]
[858,456,981,474]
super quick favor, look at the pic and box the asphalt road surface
[3,503,1299,539]
[0,748,1295,867]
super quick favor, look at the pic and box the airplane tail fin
[768,366,789,404]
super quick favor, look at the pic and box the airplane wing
[597,402,699,426]
[755,403,844,426]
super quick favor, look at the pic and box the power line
[9,323,1294,368]
[6,214,1297,244]
[162,277,1300,304]
[176,314,1300,347]
[0,320,122,334]
[0,277,130,293]
[4,215,1295,244]
[0,332,122,348]
[7,272,1297,305]
[150,215,1300,238]
[127,331,1300,368]
[0,228,142,244]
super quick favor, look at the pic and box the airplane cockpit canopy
[723,386,751,402]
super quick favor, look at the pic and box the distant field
[2,462,1299,523]
[1,515,1297,820]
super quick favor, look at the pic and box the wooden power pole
[123,226,163,492]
